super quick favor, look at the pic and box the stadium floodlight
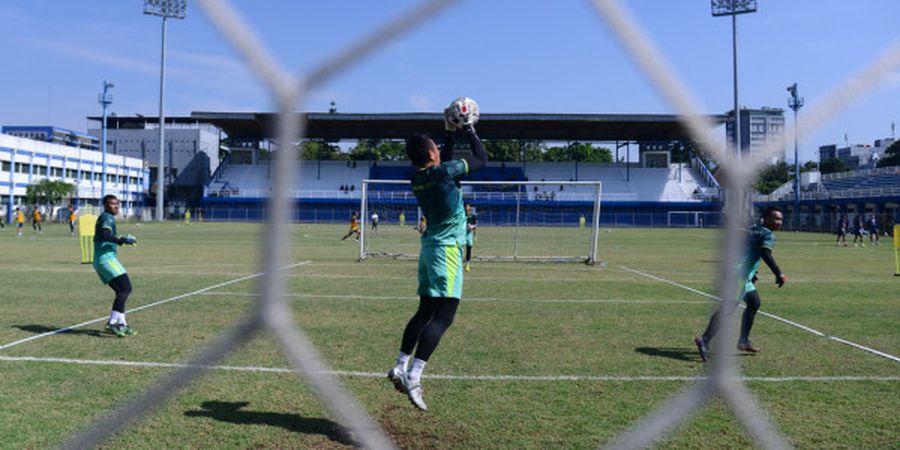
[710,0,757,17]
[144,0,186,221]
[98,80,114,199]
[711,0,757,162]
[787,82,804,229]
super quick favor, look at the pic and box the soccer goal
[359,179,603,265]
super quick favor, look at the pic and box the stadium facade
[1,132,148,222]
[86,118,222,208]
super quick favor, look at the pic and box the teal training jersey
[466,211,478,232]
[411,159,469,246]
[740,224,776,293]
[93,212,119,263]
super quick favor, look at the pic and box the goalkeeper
[464,203,477,272]
[387,101,487,411]
[94,195,138,337]
[694,207,787,361]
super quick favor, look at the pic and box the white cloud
[888,71,900,88]
[23,37,159,75]
[408,92,433,111]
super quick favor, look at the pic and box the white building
[725,107,786,162]
[1,133,148,222]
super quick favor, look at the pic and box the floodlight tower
[711,0,757,162]
[144,0,186,221]
[98,80,114,198]
[787,82,804,229]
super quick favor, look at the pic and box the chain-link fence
[59,0,900,448]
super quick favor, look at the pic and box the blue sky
[0,1,897,163]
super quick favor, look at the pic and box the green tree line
[297,139,614,163]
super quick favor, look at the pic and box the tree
[543,143,612,163]
[301,141,345,160]
[800,161,818,172]
[754,161,791,194]
[349,140,406,161]
[520,141,545,162]
[819,157,848,174]
[483,140,521,162]
[25,178,75,208]
[876,140,900,168]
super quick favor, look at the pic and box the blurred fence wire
[60,0,900,448]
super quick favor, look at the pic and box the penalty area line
[198,292,709,304]
[0,355,897,382]
[0,261,312,351]
[619,266,900,364]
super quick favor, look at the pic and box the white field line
[282,272,620,283]
[198,291,709,305]
[1,355,897,382]
[620,266,900,363]
[0,261,312,351]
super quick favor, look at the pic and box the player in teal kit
[464,203,477,272]
[694,207,787,361]
[94,195,138,337]
[386,105,487,411]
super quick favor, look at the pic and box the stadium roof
[89,112,729,141]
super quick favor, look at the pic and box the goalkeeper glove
[122,234,138,246]
[443,107,457,132]
[775,274,787,288]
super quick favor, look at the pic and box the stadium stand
[208,160,710,202]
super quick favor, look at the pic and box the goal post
[359,179,603,265]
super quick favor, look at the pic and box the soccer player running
[835,214,849,247]
[370,211,379,235]
[867,214,880,246]
[417,215,427,235]
[31,207,42,233]
[464,203,477,272]
[68,204,77,236]
[15,207,24,237]
[694,207,787,362]
[852,213,866,247]
[387,106,487,411]
[341,211,360,241]
[94,195,138,337]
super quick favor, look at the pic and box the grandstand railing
[204,187,727,202]
[820,165,900,180]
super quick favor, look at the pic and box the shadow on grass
[185,401,353,446]
[635,346,701,363]
[12,324,108,338]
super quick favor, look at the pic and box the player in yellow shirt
[68,205,77,235]
[15,208,24,237]
[341,211,361,241]
[32,208,42,233]
[417,215,427,235]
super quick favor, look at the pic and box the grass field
[0,220,897,449]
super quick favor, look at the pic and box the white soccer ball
[446,97,480,128]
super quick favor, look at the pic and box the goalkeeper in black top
[386,100,487,411]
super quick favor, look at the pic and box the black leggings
[400,296,459,362]
[702,290,761,342]
[465,245,472,262]
[108,274,133,314]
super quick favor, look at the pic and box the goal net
[359,180,602,264]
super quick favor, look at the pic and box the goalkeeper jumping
[94,195,138,337]
[387,99,487,411]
